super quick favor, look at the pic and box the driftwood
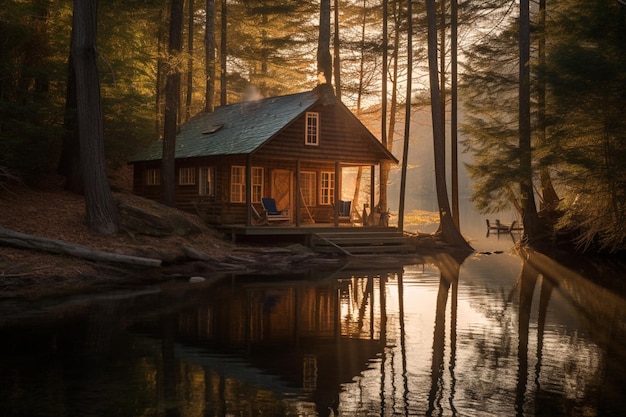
[0,227,162,268]
[181,245,213,262]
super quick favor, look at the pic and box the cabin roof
[131,90,320,162]
[130,88,397,163]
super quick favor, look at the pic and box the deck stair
[310,230,415,255]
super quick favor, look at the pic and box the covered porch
[241,156,388,228]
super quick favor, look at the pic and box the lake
[1,200,625,417]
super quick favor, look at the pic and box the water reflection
[1,251,625,416]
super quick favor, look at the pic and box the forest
[1,0,625,253]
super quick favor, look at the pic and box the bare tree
[71,0,120,234]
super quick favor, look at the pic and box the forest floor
[0,166,358,300]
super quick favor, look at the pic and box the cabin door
[271,169,292,221]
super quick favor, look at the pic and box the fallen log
[0,227,162,268]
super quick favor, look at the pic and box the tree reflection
[515,257,540,416]
[398,271,409,416]
[3,252,626,417]
[426,251,468,417]
[535,269,554,391]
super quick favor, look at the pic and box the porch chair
[261,198,290,223]
[338,200,352,223]
[250,204,268,225]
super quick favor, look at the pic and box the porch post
[334,161,340,226]
[245,154,252,226]
[370,165,375,222]
[295,159,301,227]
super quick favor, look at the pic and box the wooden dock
[217,224,416,255]
[310,230,415,255]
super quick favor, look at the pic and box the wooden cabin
[129,85,397,227]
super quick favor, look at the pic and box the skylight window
[202,123,224,134]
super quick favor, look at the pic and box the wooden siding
[132,157,346,224]
[255,102,385,165]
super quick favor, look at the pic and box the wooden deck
[217,224,416,255]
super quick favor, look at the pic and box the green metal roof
[130,90,320,162]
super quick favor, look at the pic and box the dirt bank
[0,172,354,299]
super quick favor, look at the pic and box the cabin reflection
[140,269,399,417]
[172,273,392,347]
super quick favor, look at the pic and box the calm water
[1,204,626,416]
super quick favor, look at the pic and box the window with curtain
[178,167,196,185]
[145,168,160,185]
[198,167,214,196]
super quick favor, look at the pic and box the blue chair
[337,200,352,223]
[261,198,290,223]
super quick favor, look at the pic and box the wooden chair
[261,198,290,223]
[250,204,268,225]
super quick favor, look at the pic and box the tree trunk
[379,0,389,213]
[71,0,120,235]
[397,0,412,232]
[537,0,559,211]
[205,0,215,112]
[185,0,194,121]
[58,8,82,194]
[381,0,401,216]
[333,0,342,97]
[155,5,168,135]
[220,0,227,105]
[519,0,540,241]
[161,0,184,207]
[58,44,83,194]
[426,0,471,250]
[352,1,368,218]
[0,227,161,267]
[451,0,459,228]
[317,0,332,85]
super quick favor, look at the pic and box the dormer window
[305,112,319,146]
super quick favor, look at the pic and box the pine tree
[545,0,626,251]
[71,0,120,234]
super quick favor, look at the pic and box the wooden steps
[311,231,415,255]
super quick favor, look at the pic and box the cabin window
[320,171,335,205]
[305,112,319,146]
[198,167,215,196]
[178,167,196,185]
[230,166,264,203]
[145,168,160,186]
[251,167,264,202]
[300,171,316,206]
